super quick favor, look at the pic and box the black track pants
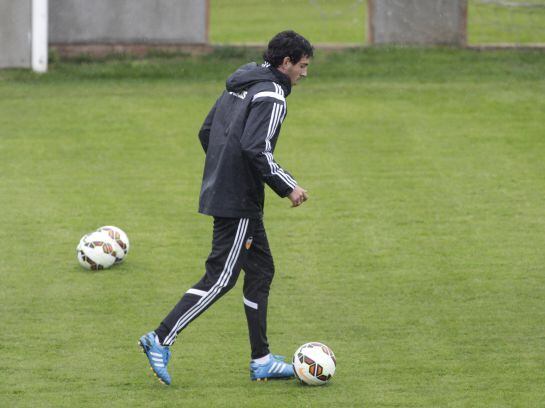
[155,217,275,359]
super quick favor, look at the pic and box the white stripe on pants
[163,218,249,345]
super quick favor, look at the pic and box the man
[139,30,313,385]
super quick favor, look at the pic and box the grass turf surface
[468,0,545,44]
[1,48,545,406]
[209,0,545,45]
[210,0,367,44]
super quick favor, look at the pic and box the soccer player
[139,30,313,385]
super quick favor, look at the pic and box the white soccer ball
[292,342,336,386]
[76,233,89,252]
[77,231,118,270]
[96,225,130,263]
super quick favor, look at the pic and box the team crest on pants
[245,236,253,250]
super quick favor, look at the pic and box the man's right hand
[288,186,309,207]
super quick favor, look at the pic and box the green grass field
[210,0,545,45]
[210,0,367,44]
[1,48,545,407]
[469,0,545,44]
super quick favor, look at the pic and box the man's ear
[281,56,292,68]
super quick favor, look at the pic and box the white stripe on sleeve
[252,91,285,103]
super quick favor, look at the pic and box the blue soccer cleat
[138,331,171,385]
[250,354,295,381]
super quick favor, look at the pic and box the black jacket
[198,62,296,219]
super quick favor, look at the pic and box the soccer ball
[77,231,118,270]
[96,225,130,263]
[292,342,336,386]
[76,233,89,252]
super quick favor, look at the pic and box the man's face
[278,56,310,85]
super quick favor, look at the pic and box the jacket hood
[226,62,292,97]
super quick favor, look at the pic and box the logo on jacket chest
[229,91,248,100]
